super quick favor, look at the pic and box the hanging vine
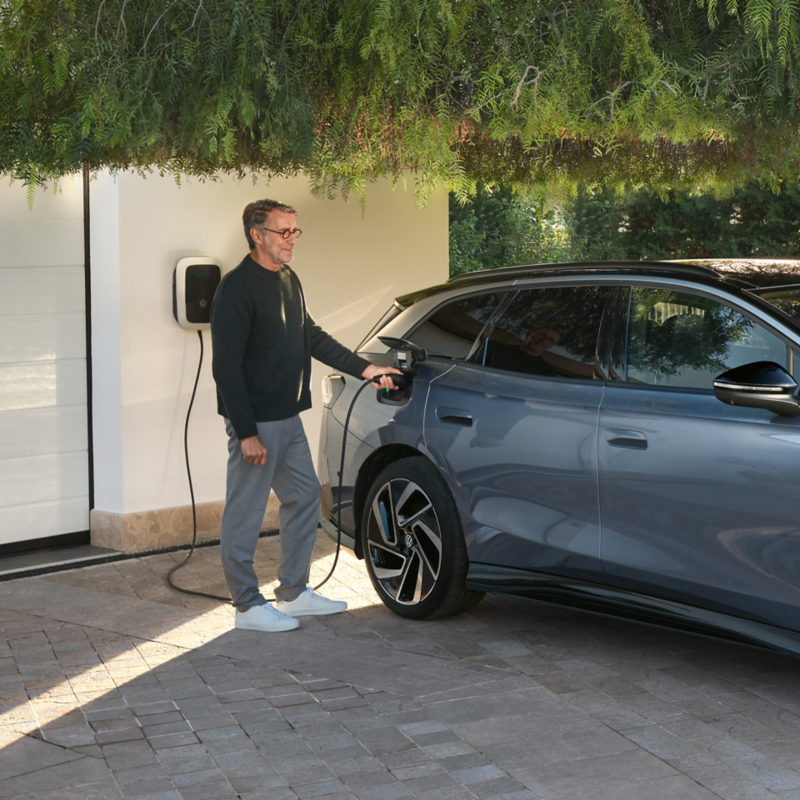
[2,0,799,196]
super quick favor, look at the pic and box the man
[211,199,400,632]
[488,326,562,376]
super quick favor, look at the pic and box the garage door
[0,177,90,546]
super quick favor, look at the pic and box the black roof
[447,258,800,289]
[396,259,800,308]
[672,258,800,290]
[447,260,718,285]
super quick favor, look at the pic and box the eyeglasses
[261,227,303,240]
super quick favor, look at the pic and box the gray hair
[243,199,298,249]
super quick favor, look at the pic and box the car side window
[406,292,507,360]
[626,287,788,389]
[478,285,611,380]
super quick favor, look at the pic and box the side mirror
[714,361,800,417]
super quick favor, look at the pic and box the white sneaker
[275,588,348,617]
[235,603,299,632]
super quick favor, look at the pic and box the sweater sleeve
[307,314,371,378]
[210,281,259,440]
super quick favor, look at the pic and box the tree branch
[116,0,130,45]
[139,1,180,57]
[280,0,306,60]
[140,1,205,99]
[585,82,632,121]
[472,66,545,113]
[94,0,107,41]
[657,80,678,96]
[512,66,543,107]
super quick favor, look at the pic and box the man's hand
[362,364,404,390]
[241,434,268,465]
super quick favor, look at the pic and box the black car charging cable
[166,330,228,601]
[166,331,392,604]
[311,376,377,592]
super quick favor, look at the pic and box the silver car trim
[713,382,787,393]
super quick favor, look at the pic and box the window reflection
[758,287,800,321]
[408,292,505,359]
[480,286,610,380]
[627,288,787,389]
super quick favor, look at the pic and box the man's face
[523,327,561,357]
[251,210,299,269]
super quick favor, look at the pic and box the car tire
[360,457,484,619]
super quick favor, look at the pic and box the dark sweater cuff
[340,353,372,379]
[230,418,259,441]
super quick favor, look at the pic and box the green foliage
[3,1,800,194]
[450,180,800,274]
[449,185,570,275]
[569,186,626,262]
[573,181,800,260]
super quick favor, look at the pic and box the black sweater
[211,254,370,439]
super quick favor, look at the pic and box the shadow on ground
[1,533,800,800]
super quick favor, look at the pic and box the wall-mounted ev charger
[168,255,228,603]
[172,256,222,330]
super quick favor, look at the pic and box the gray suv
[318,260,800,657]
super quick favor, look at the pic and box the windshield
[754,286,800,321]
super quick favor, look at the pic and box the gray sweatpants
[220,416,322,610]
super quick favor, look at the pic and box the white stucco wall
[91,171,448,516]
[90,174,124,514]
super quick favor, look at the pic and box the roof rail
[447,261,720,284]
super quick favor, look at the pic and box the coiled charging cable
[166,330,377,604]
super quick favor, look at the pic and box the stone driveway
[1,532,800,800]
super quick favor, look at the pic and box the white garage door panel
[0,175,89,545]
[0,406,88,459]
[0,498,89,545]
[0,360,86,412]
[0,267,85,316]
[0,451,89,507]
[0,221,83,268]
[0,313,86,364]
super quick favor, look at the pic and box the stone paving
[1,532,800,799]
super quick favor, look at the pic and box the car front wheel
[361,457,484,619]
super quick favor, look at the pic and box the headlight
[322,374,345,408]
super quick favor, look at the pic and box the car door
[423,282,615,582]
[324,288,510,534]
[598,281,800,630]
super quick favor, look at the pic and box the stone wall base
[90,495,280,552]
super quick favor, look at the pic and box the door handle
[604,428,648,450]
[436,407,473,426]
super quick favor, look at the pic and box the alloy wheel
[365,478,443,605]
